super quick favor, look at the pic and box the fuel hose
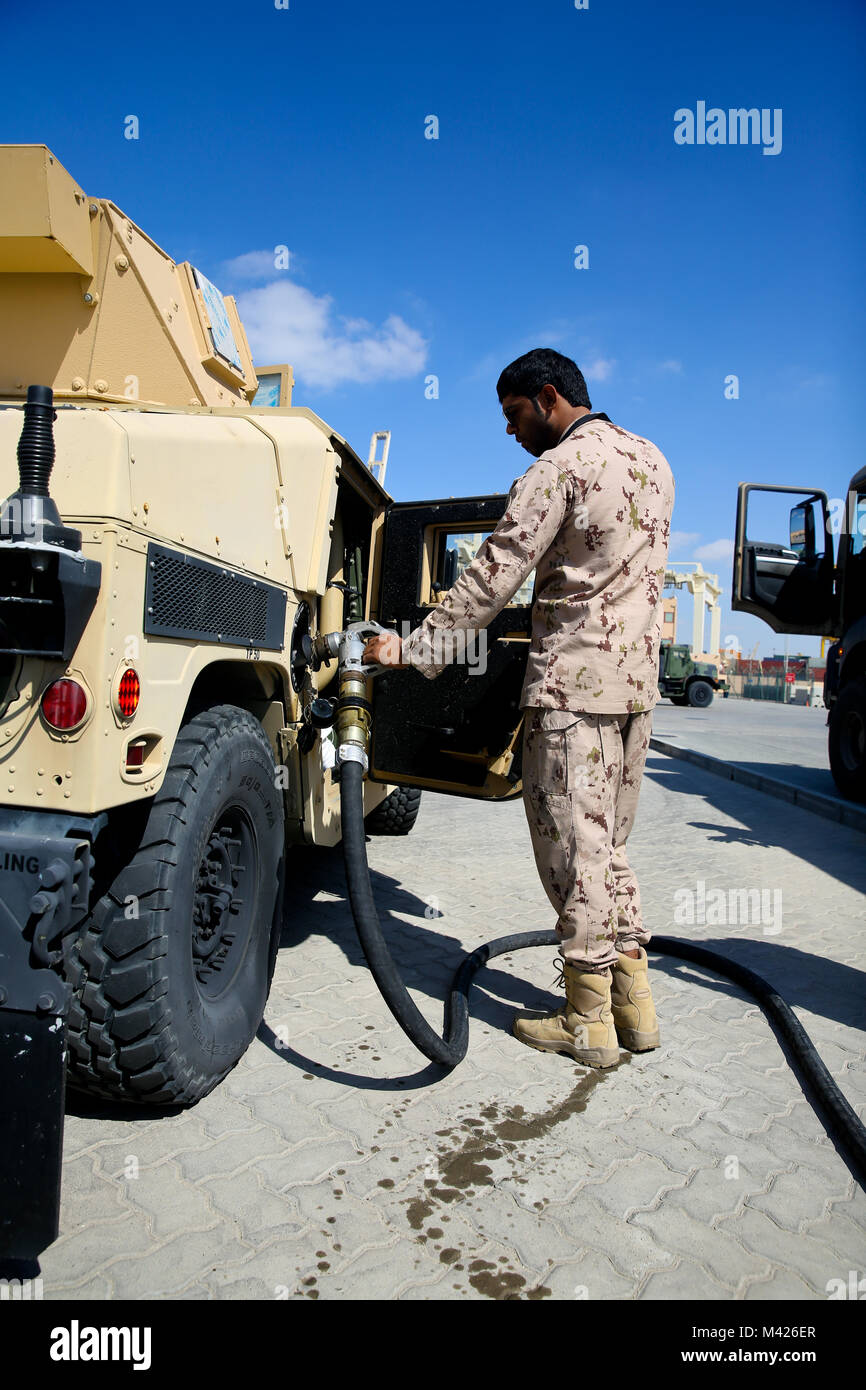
[339,757,866,1186]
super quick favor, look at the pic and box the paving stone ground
[42,747,866,1301]
[652,697,834,798]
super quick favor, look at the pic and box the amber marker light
[41,679,88,731]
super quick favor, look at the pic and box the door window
[431,528,535,605]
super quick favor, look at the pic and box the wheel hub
[192,824,246,982]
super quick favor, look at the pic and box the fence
[726,672,823,705]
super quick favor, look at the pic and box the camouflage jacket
[400,414,675,713]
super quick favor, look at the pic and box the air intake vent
[144,544,286,649]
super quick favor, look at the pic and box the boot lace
[549,957,566,991]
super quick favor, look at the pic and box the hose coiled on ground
[340,758,866,1185]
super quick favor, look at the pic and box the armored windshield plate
[192,266,243,369]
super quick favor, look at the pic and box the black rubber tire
[364,784,422,836]
[669,694,689,706]
[687,680,714,708]
[63,705,284,1106]
[828,677,866,803]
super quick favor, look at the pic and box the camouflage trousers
[521,707,653,972]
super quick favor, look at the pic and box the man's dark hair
[496,348,592,410]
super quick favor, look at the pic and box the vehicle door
[367,495,533,799]
[732,484,837,635]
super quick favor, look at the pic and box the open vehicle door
[732,484,837,636]
[367,495,532,799]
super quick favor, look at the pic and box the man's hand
[363,632,406,668]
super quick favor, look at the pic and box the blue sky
[2,0,863,657]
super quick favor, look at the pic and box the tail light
[116,668,141,718]
[41,678,88,730]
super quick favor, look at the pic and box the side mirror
[789,502,816,559]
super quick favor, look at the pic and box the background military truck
[0,141,535,1174]
[733,478,866,801]
[657,639,726,707]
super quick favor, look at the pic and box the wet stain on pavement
[405,1195,435,1230]
[398,1057,630,1299]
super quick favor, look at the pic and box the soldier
[363,348,675,1068]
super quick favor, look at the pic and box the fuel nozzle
[308,629,343,669]
[332,620,393,771]
[0,385,82,551]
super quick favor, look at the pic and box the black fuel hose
[340,758,866,1184]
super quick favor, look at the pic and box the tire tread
[65,704,281,1106]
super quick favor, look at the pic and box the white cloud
[523,322,573,348]
[584,357,615,382]
[668,530,701,557]
[236,280,428,390]
[694,537,735,564]
[221,249,291,281]
[795,373,832,392]
[657,359,683,373]
[465,350,505,385]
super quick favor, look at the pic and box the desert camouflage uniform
[401,413,675,971]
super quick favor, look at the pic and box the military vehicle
[733,480,866,800]
[0,146,541,1257]
[657,640,726,707]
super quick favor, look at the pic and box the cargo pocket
[525,787,580,916]
[531,708,589,796]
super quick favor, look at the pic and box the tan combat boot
[512,960,620,1068]
[610,947,659,1051]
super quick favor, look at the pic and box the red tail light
[41,679,88,730]
[117,669,141,718]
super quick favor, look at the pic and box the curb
[648,737,866,835]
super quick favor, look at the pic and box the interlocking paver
[54,1153,128,1227]
[291,1182,396,1248]
[175,1125,291,1182]
[632,1201,771,1290]
[42,746,865,1299]
[198,1168,306,1246]
[100,1225,253,1299]
[638,1257,738,1300]
[542,1251,637,1300]
[657,1165,781,1226]
[758,1115,859,1184]
[743,1268,822,1300]
[541,1191,678,1281]
[121,1160,218,1238]
[799,1211,866,1266]
[721,1206,849,1296]
[89,1121,215,1177]
[44,1274,115,1300]
[41,1214,155,1291]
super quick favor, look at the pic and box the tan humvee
[0,146,531,1112]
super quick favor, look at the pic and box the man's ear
[537,383,558,412]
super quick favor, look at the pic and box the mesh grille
[145,545,285,648]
